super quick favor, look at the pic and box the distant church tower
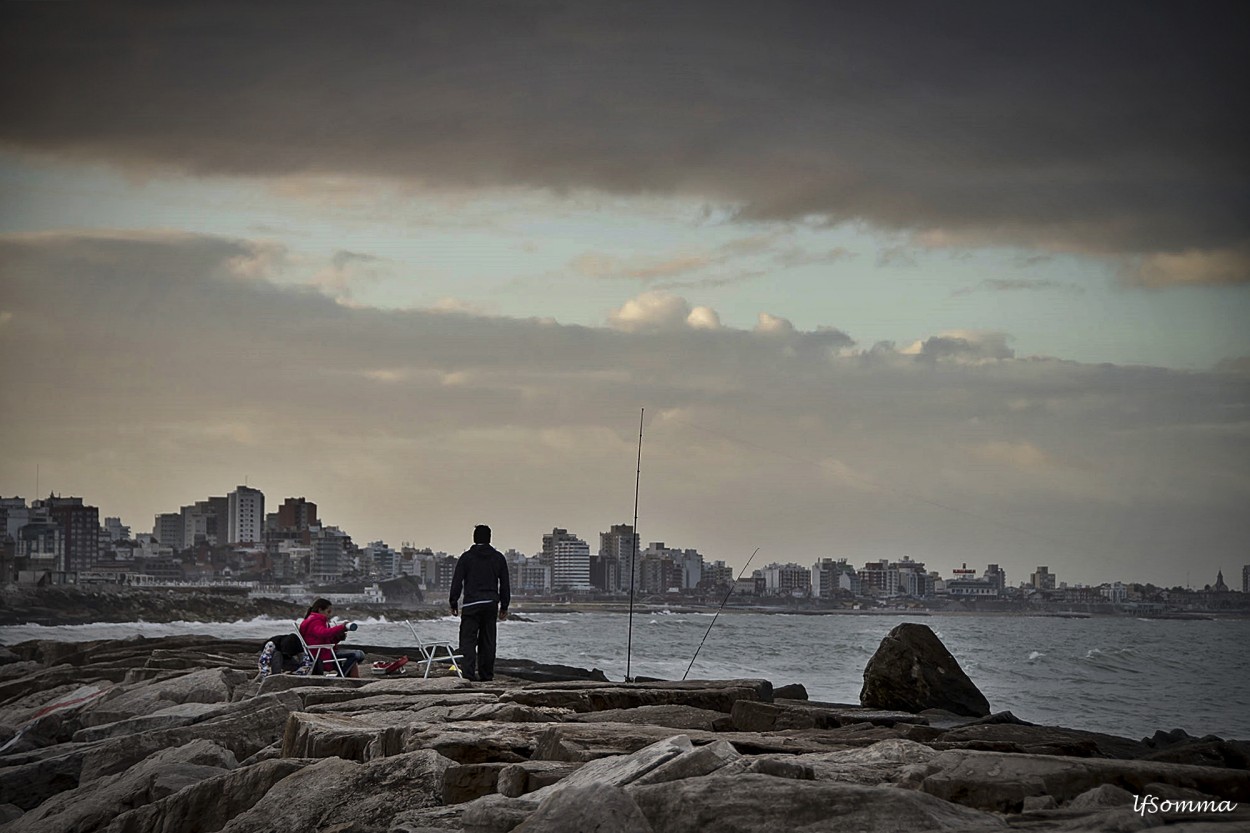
[1214,569,1228,592]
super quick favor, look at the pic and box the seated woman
[299,597,365,678]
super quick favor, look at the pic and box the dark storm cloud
[2,2,1247,280]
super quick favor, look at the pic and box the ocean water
[3,611,1248,741]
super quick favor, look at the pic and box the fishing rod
[625,407,644,682]
[682,547,760,681]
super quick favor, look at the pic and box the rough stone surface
[6,739,238,833]
[933,722,1148,759]
[501,679,771,714]
[496,761,583,798]
[627,772,1006,832]
[0,747,87,810]
[100,758,309,833]
[631,739,741,785]
[442,762,511,804]
[785,738,941,787]
[1065,783,1136,809]
[527,734,694,801]
[218,749,454,833]
[513,783,655,833]
[78,668,248,727]
[570,705,725,731]
[530,723,715,763]
[72,701,225,742]
[78,698,296,782]
[860,623,990,717]
[460,794,541,833]
[919,749,1250,812]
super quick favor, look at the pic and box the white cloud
[607,291,693,332]
[1,231,1246,587]
[753,312,795,336]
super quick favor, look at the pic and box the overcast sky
[1,2,1247,587]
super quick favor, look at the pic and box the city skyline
[1,3,1247,589]
[2,485,1241,593]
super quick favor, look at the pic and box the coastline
[2,585,1239,628]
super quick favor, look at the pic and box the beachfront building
[599,523,639,593]
[760,562,812,597]
[227,486,264,545]
[812,557,860,598]
[553,536,592,591]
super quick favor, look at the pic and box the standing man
[449,524,510,681]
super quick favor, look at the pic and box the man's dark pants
[458,602,498,681]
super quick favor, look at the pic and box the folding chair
[405,619,464,679]
[293,619,350,677]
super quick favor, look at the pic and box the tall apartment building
[983,564,1007,592]
[552,535,592,591]
[153,513,183,551]
[227,486,264,545]
[44,496,99,573]
[1031,565,1056,591]
[812,557,860,598]
[179,497,227,548]
[599,524,639,592]
[277,497,318,531]
[760,562,812,597]
[1243,564,1249,594]
[103,517,130,543]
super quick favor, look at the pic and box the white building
[553,536,592,591]
[761,562,812,597]
[227,486,265,545]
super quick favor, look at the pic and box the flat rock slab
[72,701,226,742]
[528,735,694,801]
[515,783,655,833]
[571,705,726,731]
[931,722,1148,759]
[102,757,309,833]
[305,692,499,714]
[79,697,297,782]
[217,749,455,833]
[6,739,237,833]
[920,749,1250,812]
[783,738,940,787]
[627,772,1006,833]
[502,680,770,715]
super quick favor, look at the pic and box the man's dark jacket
[449,544,511,612]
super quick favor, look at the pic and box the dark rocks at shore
[860,622,991,717]
[0,634,1246,832]
[0,585,438,627]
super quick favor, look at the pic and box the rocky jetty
[0,625,1246,832]
[0,585,437,627]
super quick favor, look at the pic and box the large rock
[631,739,741,785]
[860,623,990,717]
[78,696,298,782]
[626,772,1005,832]
[931,722,1148,759]
[501,679,772,714]
[72,702,227,742]
[102,758,309,833]
[570,705,726,731]
[918,748,1250,812]
[0,749,89,811]
[514,783,655,833]
[78,668,249,728]
[6,739,238,833]
[496,761,584,798]
[781,738,941,787]
[528,734,694,800]
[217,749,454,833]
